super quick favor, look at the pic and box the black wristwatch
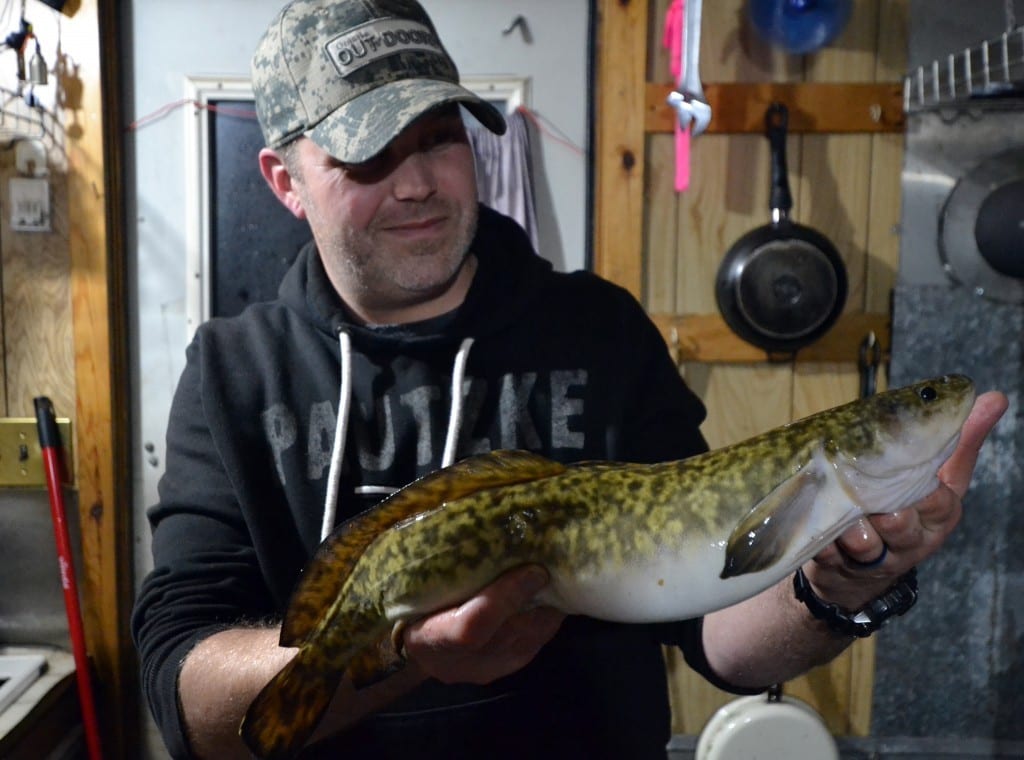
[793,567,919,638]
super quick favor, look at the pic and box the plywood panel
[594,0,649,298]
[865,0,909,322]
[0,155,75,419]
[646,134,680,315]
[676,134,771,315]
[696,363,793,449]
[644,0,677,316]
[865,132,903,317]
[799,134,873,309]
[648,0,672,84]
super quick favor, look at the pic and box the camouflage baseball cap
[252,0,506,163]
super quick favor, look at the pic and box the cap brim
[307,79,507,164]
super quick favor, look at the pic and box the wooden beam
[593,0,649,299]
[62,0,133,755]
[647,82,905,134]
[652,312,890,363]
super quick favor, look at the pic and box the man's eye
[425,127,464,150]
[340,154,390,181]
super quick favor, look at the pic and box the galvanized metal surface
[889,0,1023,747]
[0,490,79,649]
[899,104,1024,290]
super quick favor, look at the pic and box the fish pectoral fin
[282,450,566,646]
[240,645,342,760]
[346,623,408,690]
[720,464,826,579]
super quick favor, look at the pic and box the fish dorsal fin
[281,449,566,646]
[720,459,826,579]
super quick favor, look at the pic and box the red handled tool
[34,397,104,760]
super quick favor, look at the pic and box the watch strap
[793,566,919,638]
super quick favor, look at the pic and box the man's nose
[392,152,437,200]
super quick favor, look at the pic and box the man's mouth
[382,215,448,238]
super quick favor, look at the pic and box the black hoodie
[133,207,739,759]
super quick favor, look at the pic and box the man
[131,1,1007,758]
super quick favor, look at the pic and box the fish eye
[919,386,938,402]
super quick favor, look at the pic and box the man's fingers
[400,565,563,685]
[832,518,886,566]
[481,605,565,667]
[938,391,1007,498]
[445,565,550,646]
[406,564,550,652]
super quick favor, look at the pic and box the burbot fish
[241,374,975,758]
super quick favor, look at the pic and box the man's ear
[259,147,307,220]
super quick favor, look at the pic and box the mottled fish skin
[241,375,975,758]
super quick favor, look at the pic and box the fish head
[829,374,976,514]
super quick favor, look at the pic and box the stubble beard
[324,200,479,314]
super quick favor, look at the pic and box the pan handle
[766,102,792,223]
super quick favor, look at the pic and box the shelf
[651,312,890,363]
[647,82,905,134]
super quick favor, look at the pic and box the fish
[240,374,975,758]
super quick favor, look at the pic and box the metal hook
[669,326,681,367]
[858,331,882,398]
[502,15,532,44]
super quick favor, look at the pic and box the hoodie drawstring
[320,329,353,541]
[319,333,476,541]
[442,337,475,468]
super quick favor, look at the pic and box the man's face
[285,107,479,322]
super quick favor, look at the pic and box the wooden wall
[0,0,129,755]
[596,0,908,737]
[65,0,134,753]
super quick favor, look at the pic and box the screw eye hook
[502,15,532,44]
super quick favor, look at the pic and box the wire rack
[904,25,1024,112]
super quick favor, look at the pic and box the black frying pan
[715,102,847,354]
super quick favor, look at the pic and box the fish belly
[538,544,777,623]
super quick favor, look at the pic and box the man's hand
[807,390,1009,610]
[401,565,566,685]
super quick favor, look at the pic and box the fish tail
[240,646,342,759]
